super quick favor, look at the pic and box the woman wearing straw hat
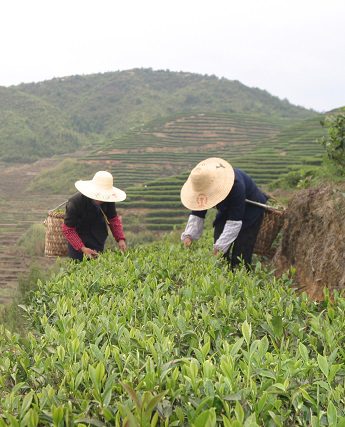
[180,158,268,269]
[62,171,127,261]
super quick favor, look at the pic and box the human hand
[118,239,127,252]
[183,237,192,248]
[81,246,99,259]
[213,248,219,256]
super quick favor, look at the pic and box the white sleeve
[181,215,205,241]
[214,220,242,253]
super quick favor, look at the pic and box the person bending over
[180,158,267,269]
[62,170,127,261]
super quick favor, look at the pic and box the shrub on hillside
[269,168,319,190]
[319,113,345,174]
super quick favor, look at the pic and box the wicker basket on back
[44,209,68,257]
[252,203,285,257]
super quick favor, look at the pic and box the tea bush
[0,232,345,426]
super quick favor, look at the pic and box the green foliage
[0,87,84,162]
[269,166,345,191]
[1,233,345,424]
[319,113,345,174]
[269,168,320,190]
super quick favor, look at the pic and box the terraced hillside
[87,112,323,186]
[87,112,325,231]
[0,160,71,304]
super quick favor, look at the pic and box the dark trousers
[214,213,264,269]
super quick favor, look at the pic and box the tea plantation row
[1,233,344,425]
[86,112,324,190]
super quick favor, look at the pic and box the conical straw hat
[75,171,126,202]
[180,158,234,210]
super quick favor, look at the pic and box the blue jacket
[192,168,267,230]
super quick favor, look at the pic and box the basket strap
[100,207,110,226]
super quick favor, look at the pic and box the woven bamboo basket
[44,210,68,257]
[253,207,285,257]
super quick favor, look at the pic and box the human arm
[102,202,127,252]
[61,223,99,258]
[181,210,207,247]
[213,181,245,254]
[108,215,127,252]
[213,220,242,254]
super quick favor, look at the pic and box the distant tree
[319,113,345,173]
[184,94,199,105]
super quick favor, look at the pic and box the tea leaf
[230,337,244,356]
[192,408,216,427]
[327,401,337,426]
[317,354,329,378]
[20,391,34,418]
[242,320,252,345]
[271,315,283,338]
[235,401,244,423]
[298,342,309,362]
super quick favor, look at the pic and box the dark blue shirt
[192,168,267,230]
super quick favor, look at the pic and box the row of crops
[1,233,344,425]
[86,112,324,190]
[90,112,325,233]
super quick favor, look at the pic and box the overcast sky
[0,0,344,112]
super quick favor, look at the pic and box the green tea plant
[0,232,344,426]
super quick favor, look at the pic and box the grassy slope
[26,158,95,194]
[0,232,344,425]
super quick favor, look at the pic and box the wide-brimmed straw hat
[180,158,234,210]
[75,171,126,202]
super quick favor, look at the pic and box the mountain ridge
[1,68,317,162]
